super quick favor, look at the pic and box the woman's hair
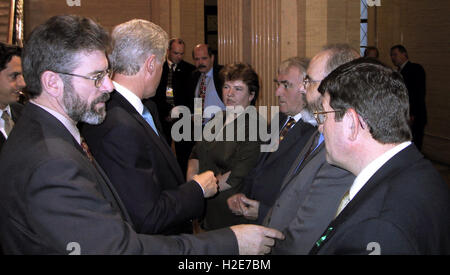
[220,63,260,105]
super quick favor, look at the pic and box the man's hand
[193,171,218,198]
[239,196,259,220]
[227,193,245,215]
[230,224,285,255]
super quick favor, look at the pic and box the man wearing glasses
[262,44,358,254]
[227,57,317,225]
[310,58,449,255]
[0,15,283,254]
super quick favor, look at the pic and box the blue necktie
[142,106,159,136]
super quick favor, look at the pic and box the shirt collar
[29,100,82,145]
[287,109,317,127]
[113,81,144,115]
[349,141,412,200]
[399,60,409,72]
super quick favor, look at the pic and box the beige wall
[218,0,360,111]
[368,0,450,165]
[24,0,204,64]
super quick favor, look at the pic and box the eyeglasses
[56,69,112,88]
[273,79,294,89]
[313,110,343,125]
[303,75,321,88]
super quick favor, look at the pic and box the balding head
[305,44,359,112]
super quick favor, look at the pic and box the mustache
[92,93,110,105]
[197,65,207,69]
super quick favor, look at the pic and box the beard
[62,81,110,125]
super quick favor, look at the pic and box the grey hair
[278,57,309,80]
[322,44,360,76]
[110,19,168,75]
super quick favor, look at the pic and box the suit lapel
[312,144,421,253]
[112,91,185,182]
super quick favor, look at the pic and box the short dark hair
[22,15,111,98]
[0,42,22,71]
[220,63,260,106]
[391,44,409,58]
[318,58,412,144]
[363,46,379,58]
[169,38,185,50]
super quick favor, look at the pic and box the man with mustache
[188,44,226,123]
[0,42,26,151]
[0,15,284,254]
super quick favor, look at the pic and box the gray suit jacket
[263,130,354,254]
[0,103,238,254]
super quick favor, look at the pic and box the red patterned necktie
[80,137,94,163]
[199,73,207,110]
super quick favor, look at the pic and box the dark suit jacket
[311,145,450,255]
[151,60,196,143]
[190,110,262,230]
[0,102,23,151]
[401,61,427,125]
[185,65,224,112]
[81,91,205,235]
[153,60,196,119]
[243,113,317,224]
[264,131,355,254]
[0,103,237,254]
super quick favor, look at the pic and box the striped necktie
[279,117,296,142]
[2,111,14,136]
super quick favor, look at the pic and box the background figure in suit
[189,44,226,121]
[363,46,379,59]
[150,38,196,176]
[0,42,26,151]
[187,63,262,230]
[81,20,219,235]
[390,45,427,151]
[311,58,449,255]
[227,57,317,224]
[259,44,358,254]
[0,15,283,255]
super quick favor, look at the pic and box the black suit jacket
[311,145,450,255]
[153,60,196,121]
[401,61,427,124]
[0,103,237,254]
[81,91,205,235]
[0,102,23,151]
[243,113,317,224]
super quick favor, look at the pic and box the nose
[16,75,26,89]
[100,74,114,93]
[275,85,283,97]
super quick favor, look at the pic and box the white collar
[113,81,144,115]
[349,141,412,200]
[286,109,317,127]
[399,60,409,72]
[30,100,82,145]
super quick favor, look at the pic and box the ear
[343,108,362,142]
[144,54,157,75]
[248,91,255,103]
[41,71,64,98]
